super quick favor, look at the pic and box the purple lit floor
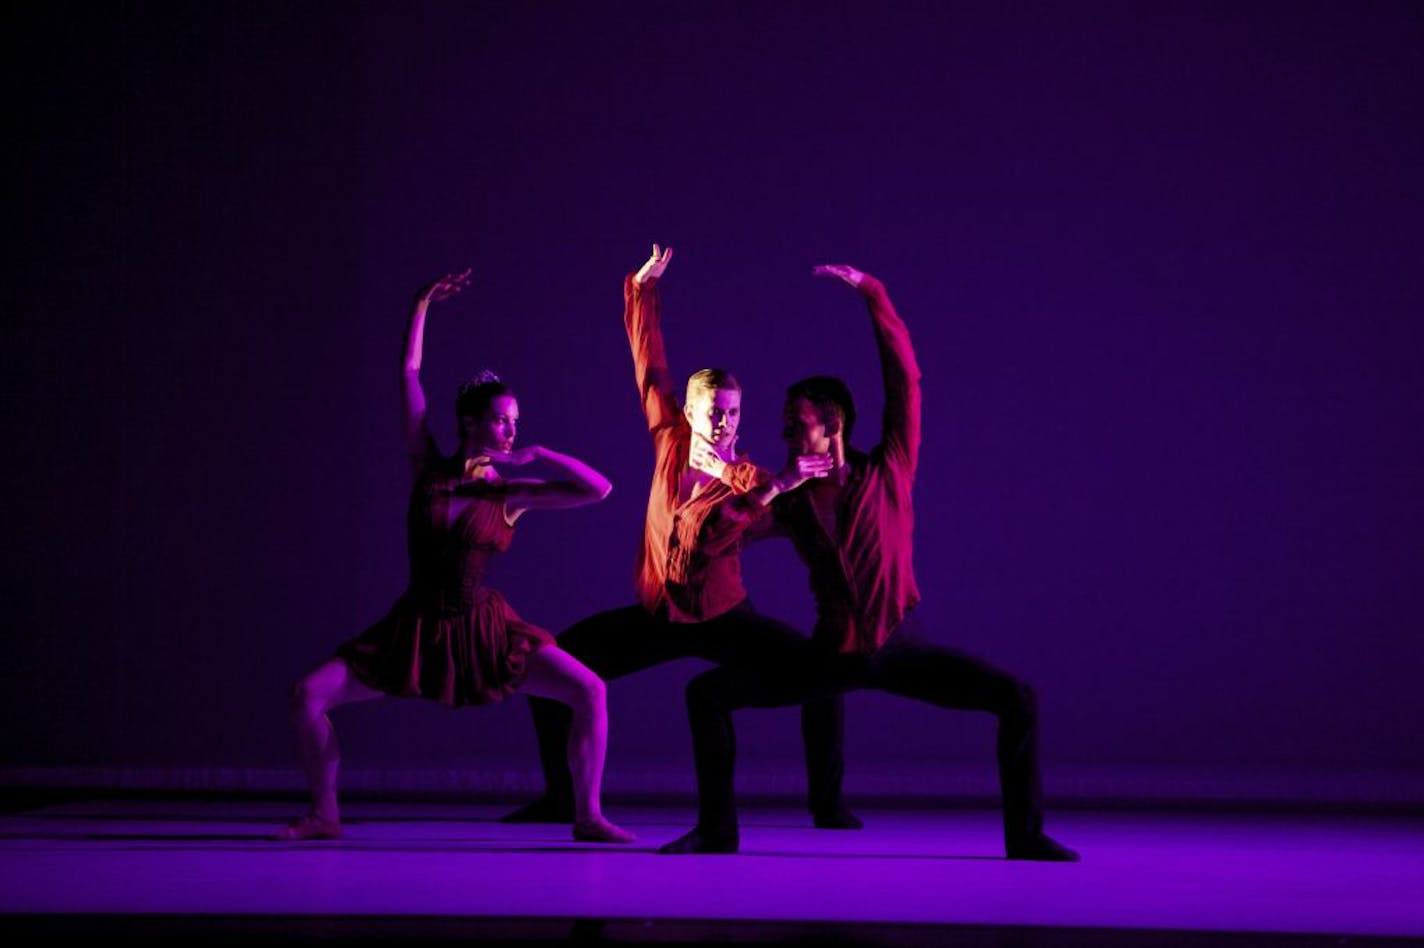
[2,799,1421,944]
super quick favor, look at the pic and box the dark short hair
[786,375,855,441]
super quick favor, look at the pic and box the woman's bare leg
[520,646,633,842]
[281,657,383,836]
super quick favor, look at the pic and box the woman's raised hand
[416,267,473,305]
[811,264,865,289]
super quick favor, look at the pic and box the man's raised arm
[814,264,922,476]
[624,244,679,433]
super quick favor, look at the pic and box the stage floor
[1,798,1421,945]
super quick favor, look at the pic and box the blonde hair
[685,368,740,404]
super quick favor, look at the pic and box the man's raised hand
[635,244,674,285]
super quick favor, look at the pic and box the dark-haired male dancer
[659,264,1078,861]
[503,245,859,830]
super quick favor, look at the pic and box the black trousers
[684,615,1046,849]
[528,600,847,814]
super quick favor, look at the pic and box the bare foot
[658,826,739,854]
[572,817,636,844]
[273,812,342,841]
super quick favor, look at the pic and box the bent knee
[685,672,727,712]
[1003,679,1037,720]
[566,674,606,717]
[583,674,607,709]
[289,678,326,717]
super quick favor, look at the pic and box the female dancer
[277,269,633,844]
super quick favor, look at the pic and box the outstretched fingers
[420,267,473,303]
[777,453,835,492]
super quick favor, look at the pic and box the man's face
[782,396,833,456]
[686,387,741,452]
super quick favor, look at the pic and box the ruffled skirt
[337,588,554,707]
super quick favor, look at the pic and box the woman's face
[465,394,519,452]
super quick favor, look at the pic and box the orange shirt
[624,274,764,622]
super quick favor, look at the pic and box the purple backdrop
[5,1,1421,801]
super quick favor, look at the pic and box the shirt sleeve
[624,273,682,434]
[862,275,922,478]
[699,491,775,557]
[718,464,785,541]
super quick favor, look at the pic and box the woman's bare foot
[273,812,342,841]
[572,817,636,844]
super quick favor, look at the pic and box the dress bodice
[405,472,514,615]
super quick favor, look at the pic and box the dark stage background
[4,1,1421,804]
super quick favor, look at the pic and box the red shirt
[625,274,764,622]
[772,276,922,654]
